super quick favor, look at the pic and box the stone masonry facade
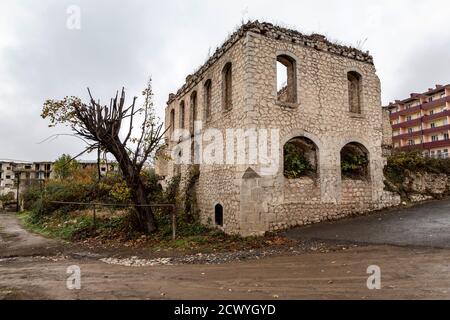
[157,21,400,236]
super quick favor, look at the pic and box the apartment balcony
[422,124,450,135]
[422,109,450,123]
[389,105,421,120]
[392,118,421,130]
[422,95,450,111]
[422,139,450,150]
[392,130,422,141]
[399,144,424,151]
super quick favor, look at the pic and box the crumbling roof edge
[167,20,375,105]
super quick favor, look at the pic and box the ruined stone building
[156,21,400,236]
[0,160,54,199]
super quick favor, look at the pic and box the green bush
[385,151,450,184]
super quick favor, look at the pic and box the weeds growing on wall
[384,150,450,183]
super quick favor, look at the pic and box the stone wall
[381,106,393,157]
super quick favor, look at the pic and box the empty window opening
[215,204,223,226]
[190,91,197,135]
[283,137,318,179]
[180,101,185,129]
[204,79,212,120]
[340,142,369,180]
[222,63,232,111]
[347,71,362,113]
[276,55,297,103]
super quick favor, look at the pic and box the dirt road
[1,211,450,300]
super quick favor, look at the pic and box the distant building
[156,21,400,236]
[0,159,119,199]
[387,84,450,158]
[0,160,52,199]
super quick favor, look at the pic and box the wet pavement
[285,199,450,248]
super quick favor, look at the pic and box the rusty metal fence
[49,201,177,239]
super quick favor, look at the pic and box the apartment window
[190,91,197,135]
[406,116,412,121]
[407,140,414,146]
[430,110,434,115]
[444,133,449,140]
[432,135,439,142]
[431,123,436,128]
[428,96,433,102]
[441,93,446,99]
[204,79,212,120]
[408,128,414,133]
[347,71,362,113]
[277,54,297,104]
[222,62,232,111]
[6,175,11,179]
[169,109,175,134]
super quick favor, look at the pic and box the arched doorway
[283,136,318,179]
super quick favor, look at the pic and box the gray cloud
[1,0,449,161]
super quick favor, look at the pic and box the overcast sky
[1,0,449,161]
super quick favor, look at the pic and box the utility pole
[15,172,20,212]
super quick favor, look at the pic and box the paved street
[2,201,450,300]
[285,199,450,248]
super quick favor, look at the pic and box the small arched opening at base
[214,204,223,227]
[283,136,318,179]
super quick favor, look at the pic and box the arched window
[190,91,197,135]
[222,62,232,111]
[340,142,369,180]
[214,204,223,226]
[283,136,318,179]
[169,109,175,135]
[347,71,362,113]
[204,79,212,120]
[179,101,185,129]
[277,54,297,104]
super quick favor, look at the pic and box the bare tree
[41,78,167,233]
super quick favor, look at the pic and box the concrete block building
[387,84,450,158]
[157,21,400,236]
